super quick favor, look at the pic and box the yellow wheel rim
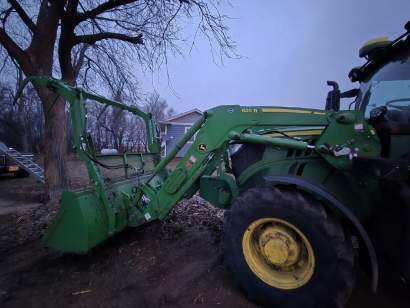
[242,218,315,290]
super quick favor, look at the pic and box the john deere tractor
[14,22,410,307]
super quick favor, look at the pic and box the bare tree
[85,90,172,153]
[144,92,175,121]
[0,78,43,153]
[0,0,235,200]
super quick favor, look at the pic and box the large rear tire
[223,186,355,308]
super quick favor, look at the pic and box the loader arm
[132,105,382,227]
[131,105,329,225]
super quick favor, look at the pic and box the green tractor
[15,22,410,307]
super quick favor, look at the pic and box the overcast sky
[138,0,410,113]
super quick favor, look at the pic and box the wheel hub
[242,218,315,290]
[259,226,301,267]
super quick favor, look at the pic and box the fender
[263,175,379,293]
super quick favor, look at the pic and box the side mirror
[325,81,341,111]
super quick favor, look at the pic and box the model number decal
[241,108,258,113]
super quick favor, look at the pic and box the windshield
[361,80,410,117]
[357,53,410,117]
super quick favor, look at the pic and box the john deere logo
[198,144,207,152]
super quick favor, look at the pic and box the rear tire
[223,186,355,308]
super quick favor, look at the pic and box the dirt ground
[1,159,410,307]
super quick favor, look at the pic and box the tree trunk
[17,101,30,152]
[36,86,69,202]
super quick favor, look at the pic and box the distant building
[159,109,203,157]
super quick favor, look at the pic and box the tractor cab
[355,53,410,118]
[351,28,410,159]
[325,24,410,160]
[356,55,410,159]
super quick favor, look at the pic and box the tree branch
[0,7,13,27]
[72,43,90,79]
[75,32,143,45]
[0,27,31,72]
[58,0,80,82]
[76,0,136,23]
[7,0,36,33]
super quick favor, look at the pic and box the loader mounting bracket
[200,173,238,208]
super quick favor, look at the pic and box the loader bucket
[43,189,113,253]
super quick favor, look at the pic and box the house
[159,109,203,157]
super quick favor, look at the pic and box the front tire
[223,186,355,308]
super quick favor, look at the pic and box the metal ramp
[0,142,45,183]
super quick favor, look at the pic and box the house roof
[159,108,203,125]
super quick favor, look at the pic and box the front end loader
[15,21,410,308]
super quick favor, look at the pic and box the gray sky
[139,0,410,113]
